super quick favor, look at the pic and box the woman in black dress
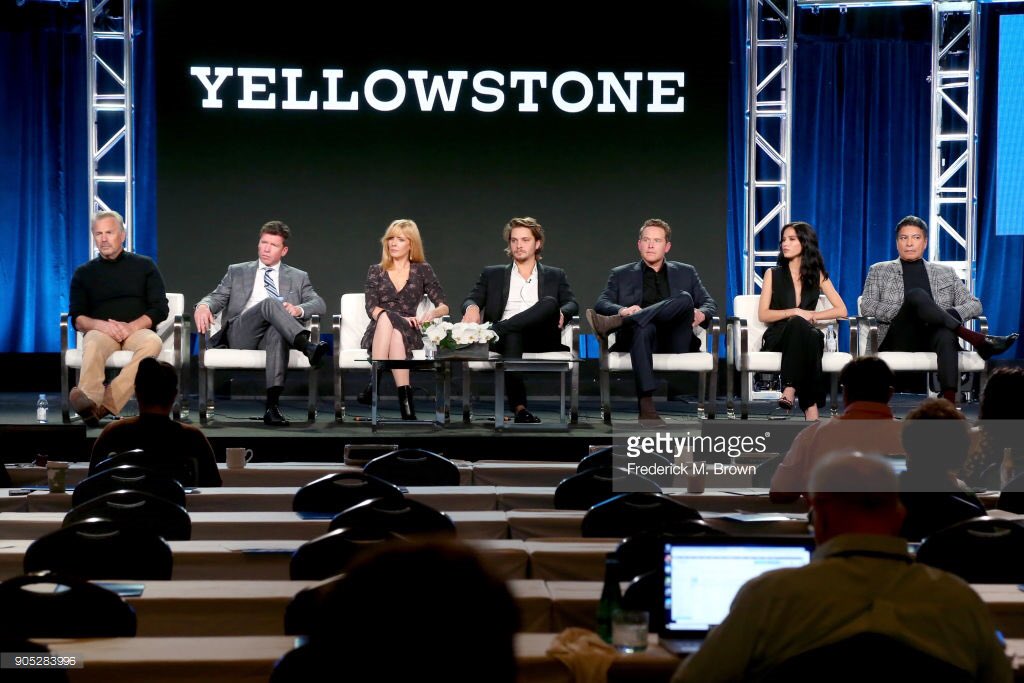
[360,219,448,420]
[758,222,846,421]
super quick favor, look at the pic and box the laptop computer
[659,536,814,654]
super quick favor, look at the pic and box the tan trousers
[77,329,163,414]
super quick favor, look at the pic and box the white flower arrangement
[422,320,498,350]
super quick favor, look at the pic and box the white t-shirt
[502,265,538,320]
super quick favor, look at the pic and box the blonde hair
[379,219,425,269]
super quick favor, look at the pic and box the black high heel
[357,374,383,406]
[777,395,795,411]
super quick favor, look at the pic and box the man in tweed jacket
[861,215,1017,402]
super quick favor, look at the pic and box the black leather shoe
[304,341,329,368]
[977,332,1019,360]
[263,405,290,426]
[514,408,542,424]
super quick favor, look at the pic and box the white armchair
[197,312,320,424]
[726,295,852,419]
[60,292,188,422]
[854,296,988,403]
[332,293,437,421]
[597,317,720,423]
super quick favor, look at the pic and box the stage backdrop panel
[153,4,729,320]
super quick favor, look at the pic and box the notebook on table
[659,536,814,655]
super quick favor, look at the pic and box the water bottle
[825,324,838,353]
[596,552,623,644]
[36,394,49,423]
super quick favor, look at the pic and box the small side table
[493,358,580,432]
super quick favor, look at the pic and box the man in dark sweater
[89,358,221,486]
[861,215,1017,403]
[69,211,169,427]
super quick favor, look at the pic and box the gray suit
[198,261,326,387]
[861,259,981,348]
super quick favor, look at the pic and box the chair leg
[830,374,839,416]
[335,368,346,422]
[60,361,71,424]
[697,372,707,420]
[307,367,318,423]
[198,365,209,426]
[740,372,750,420]
[725,359,735,419]
[570,361,579,425]
[599,366,612,426]
[462,363,472,424]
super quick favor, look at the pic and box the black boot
[397,385,417,421]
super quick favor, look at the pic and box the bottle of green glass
[596,552,623,643]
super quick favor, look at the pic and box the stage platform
[0,389,979,467]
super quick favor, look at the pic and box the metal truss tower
[746,0,983,294]
[85,0,134,254]
[744,0,795,295]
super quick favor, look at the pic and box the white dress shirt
[502,265,538,320]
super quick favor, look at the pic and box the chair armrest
[172,313,183,369]
[726,316,749,367]
[709,316,722,358]
[309,314,320,341]
[60,313,70,353]
[332,314,342,367]
[568,315,580,360]
[851,315,878,356]
[976,316,988,336]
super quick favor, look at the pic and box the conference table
[0,486,818,514]
[0,538,621,582]
[33,633,1024,683]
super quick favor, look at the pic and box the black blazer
[594,260,717,347]
[461,263,578,349]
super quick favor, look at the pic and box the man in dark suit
[194,221,328,426]
[462,217,578,423]
[587,218,717,423]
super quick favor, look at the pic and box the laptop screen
[662,539,813,636]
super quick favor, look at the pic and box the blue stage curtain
[789,32,932,335]
[0,1,157,353]
[976,4,1024,357]
[0,3,89,353]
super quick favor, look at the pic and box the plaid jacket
[860,259,982,347]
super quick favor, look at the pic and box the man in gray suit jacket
[194,221,328,426]
[861,215,1017,403]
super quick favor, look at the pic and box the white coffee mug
[226,448,254,469]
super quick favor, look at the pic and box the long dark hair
[778,221,828,291]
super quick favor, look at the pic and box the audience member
[89,358,221,486]
[898,398,986,541]
[962,367,1024,489]
[277,539,519,683]
[673,453,1011,683]
[770,357,903,502]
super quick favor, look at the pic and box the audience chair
[92,448,199,487]
[854,295,988,404]
[758,632,973,683]
[726,295,851,419]
[577,446,613,473]
[898,489,987,542]
[289,527,400,581]
[581,492,702,538]
[332,293,438,421]
[461,316,581,426]
[198,311,320,424]
[616,526,727,581]
[915,516,1024,583]
[597,315,720,423]
[0,572,137,638]
[63,490,192,541]
[328,497,456,537]
[270,642,333,683]
[24,519,173,580]
[72,465,186,508]
[363,448,460,487]
[292,472,405,515]
[553,466,661,511]
[60,292,188,422]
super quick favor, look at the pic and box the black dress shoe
[304,341,329,368]
[263,405,290,426]
[977,332,1019,360]
[514,408,541,424]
